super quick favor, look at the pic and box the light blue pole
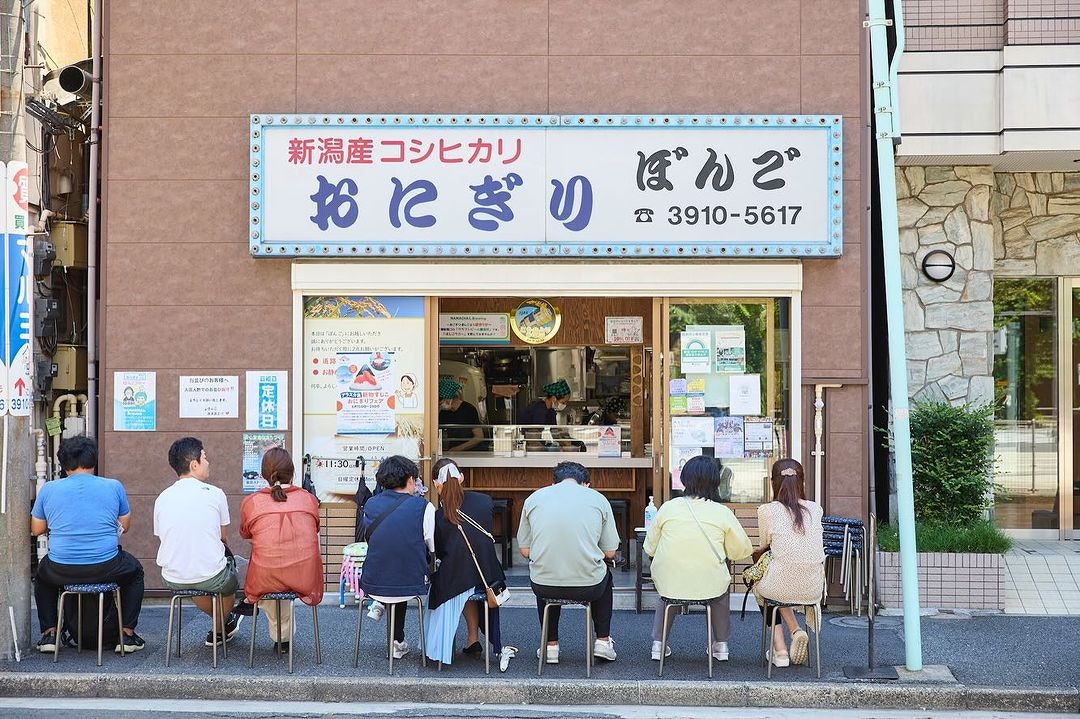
[867,0,923,671]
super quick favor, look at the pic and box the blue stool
[54,582,124,667]
[248,591,321,674]
[759,598,822,678]
[537,597,593,678]
[656,595,725,678]
[165,589,230,668]
[353,595,426,675]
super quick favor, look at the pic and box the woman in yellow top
[643,456,753,662]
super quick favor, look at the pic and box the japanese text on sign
[252,115,843,257]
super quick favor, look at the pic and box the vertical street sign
[2,161,32,416]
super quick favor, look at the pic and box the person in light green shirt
[643,456,753,662]
[517,461,620,663]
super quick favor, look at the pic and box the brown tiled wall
[103,0,868,590]
[904,0,1080,50]
[904,0,1005,51]
[1006,0,1080,44]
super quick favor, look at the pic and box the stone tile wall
[993,172,1080,276]
[897,167,1080,408]
[896,166,996,407]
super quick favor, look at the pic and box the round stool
[54,582,124,667]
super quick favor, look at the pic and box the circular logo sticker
[510,298,562,344]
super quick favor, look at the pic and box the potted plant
[879,400,1012,610]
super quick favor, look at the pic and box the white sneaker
[650,640,672,660]
[593,637,617,661]
[711,641,729,661]
[536,643,559,663]
[499,645,517,672]
[367,601,384,621]
[391,639,409,659]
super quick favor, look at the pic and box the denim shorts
[163,557,239,595]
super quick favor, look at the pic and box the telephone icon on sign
[634,208,654,223]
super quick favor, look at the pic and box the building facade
[896,0,1080,537]
[94,1,870,590]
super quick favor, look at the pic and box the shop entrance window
[664,298,792,504]
[992,278,1058,532]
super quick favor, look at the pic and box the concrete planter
[879,551,1004,610]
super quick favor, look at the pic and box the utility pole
[0,0,33,660]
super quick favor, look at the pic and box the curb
[0,673,1077,713]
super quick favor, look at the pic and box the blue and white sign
[250,114,843,259]
[246,370,288,430]
[2,161,32,416]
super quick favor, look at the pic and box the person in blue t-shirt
[30,436,146,654]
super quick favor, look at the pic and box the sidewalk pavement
[0,603,1077,713]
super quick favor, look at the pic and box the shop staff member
[438,378,485,452]
[519,379,571,426]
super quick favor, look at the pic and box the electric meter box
[54,344,87,391]
[51,222,88,269]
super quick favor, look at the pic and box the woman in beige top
[753,458,825,668]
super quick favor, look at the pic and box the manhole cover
[829,614,902,629]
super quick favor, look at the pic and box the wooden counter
[444,453,653,535]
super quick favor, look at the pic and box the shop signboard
[250,114,842,258]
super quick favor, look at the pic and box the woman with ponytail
[753,458,825,669]
[239,447,323,650]
[424,458,516,671]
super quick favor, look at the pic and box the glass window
[668,299,791,503]
[992,278,1058,530]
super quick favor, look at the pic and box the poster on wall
[743,417,775,458]
[713,416,745,459]
[179,375,239,418]
[246,371,288,430]
[680,331,712,374]
[303,296,425,501]
[713,326,747,374]
[671,416,714,447]
[604,316,643,344]
[670,446,702,491]
[242,432,286,493]
[113,371,156,431]
[335,351,396,435]
[439,313,510,344]
[728,374,762,416]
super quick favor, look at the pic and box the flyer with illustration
[336,350,396,435]
[680,330,712,374]
[714,326,747,373]
[670,445,703,490]
[241,432,286,493]
[713,416,745,459]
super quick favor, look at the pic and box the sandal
[789,629,809,666]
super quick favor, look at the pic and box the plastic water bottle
[644,496,658,529]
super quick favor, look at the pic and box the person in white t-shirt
[154,437,243,646]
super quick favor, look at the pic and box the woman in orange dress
[239,448,323,651]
